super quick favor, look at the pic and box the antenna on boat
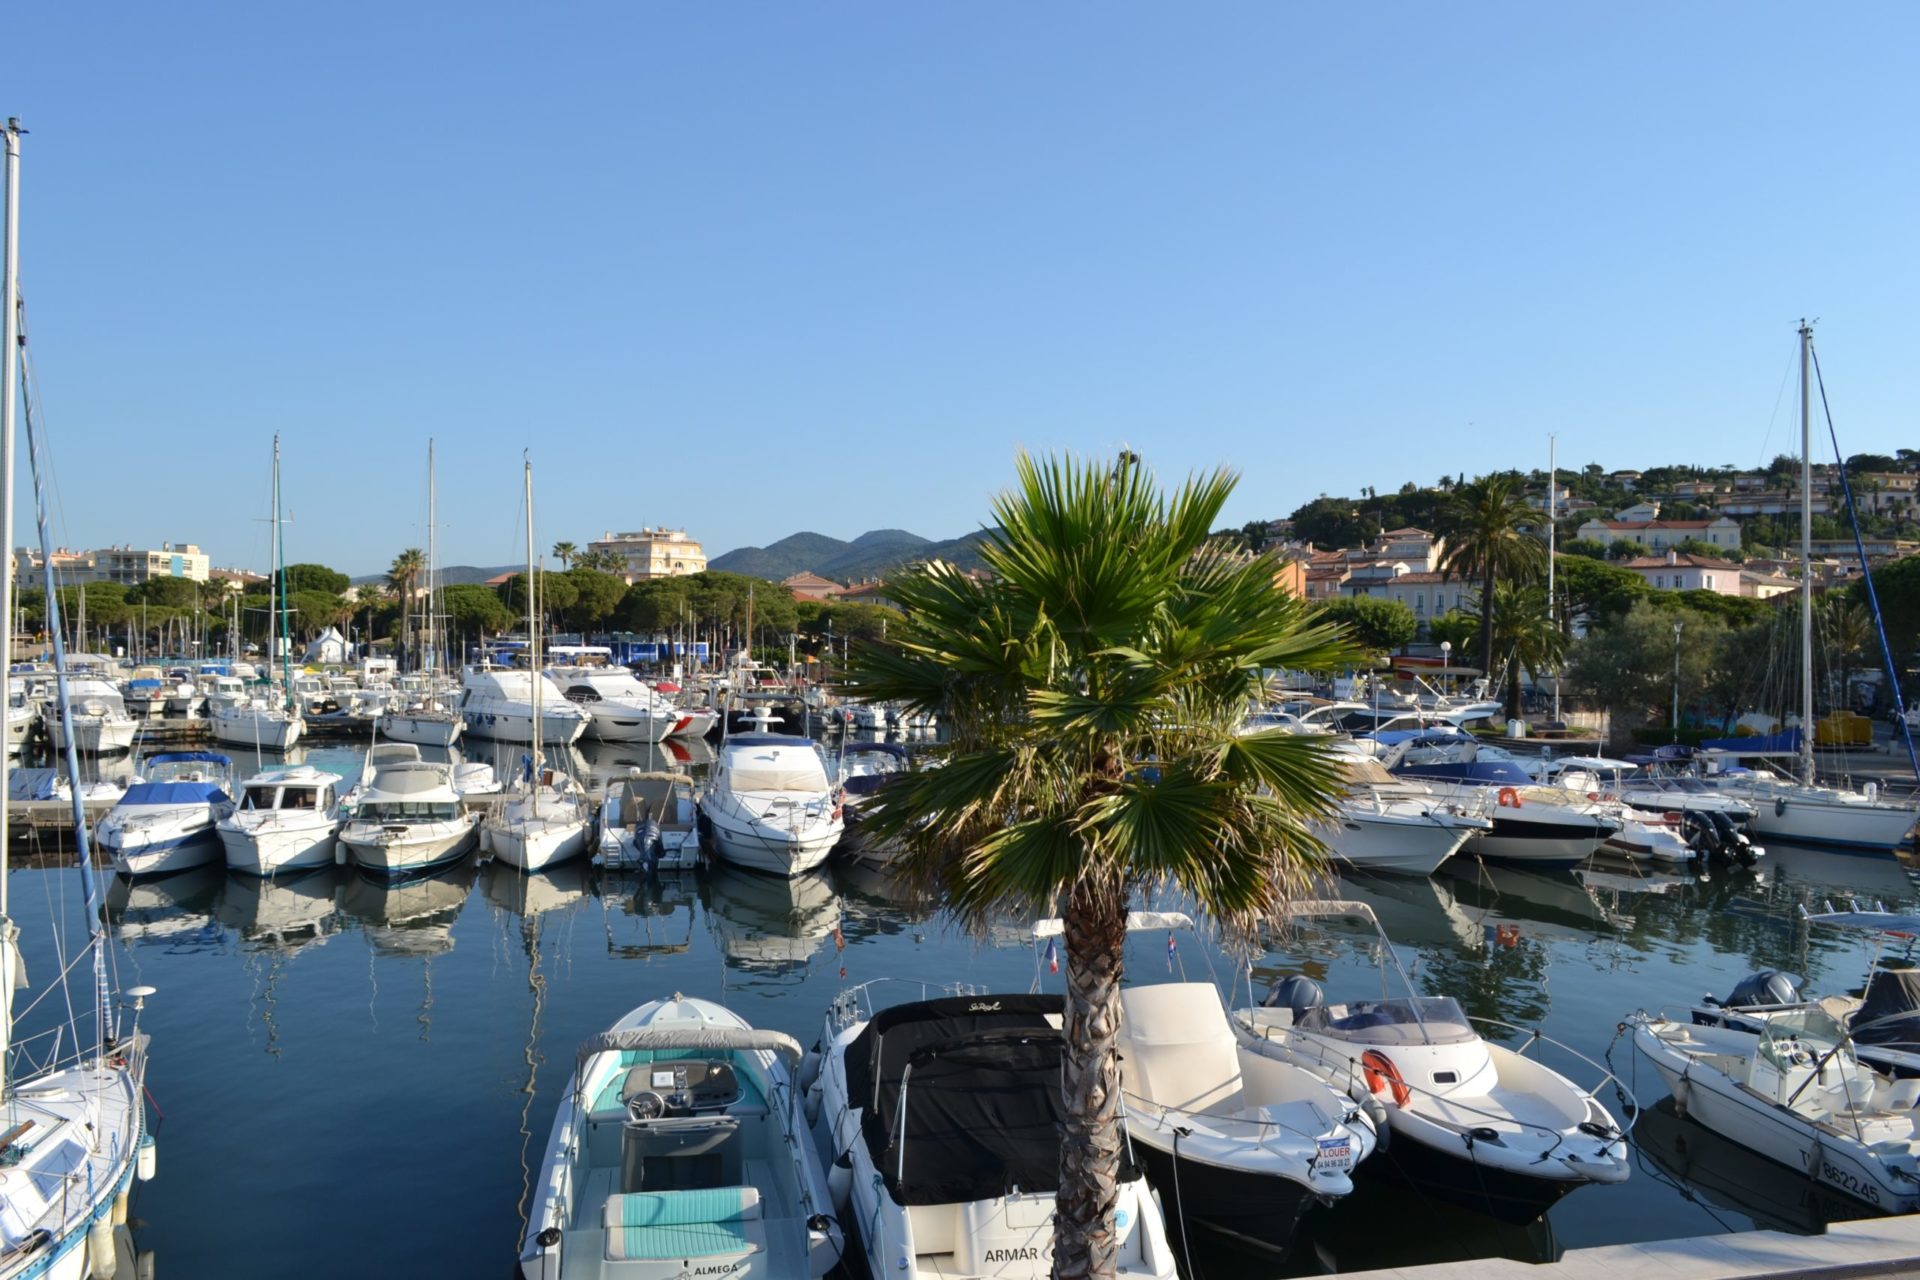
[0,117,22,1091]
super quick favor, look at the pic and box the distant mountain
[710,528,988,584]
[350,564,520,588]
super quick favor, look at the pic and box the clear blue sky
[9,4,1917,577]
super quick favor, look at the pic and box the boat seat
[1887,1079,1920,1111]
[908,1202,958,1256]
[1118,983,1245,1114]
[602,1186,765,1264]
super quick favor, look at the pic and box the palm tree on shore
[1470,580,1568,722]
[844,451,1355,1280]
[551,540,576,571]
[1439,474,1546,692]
[388,547,427,665]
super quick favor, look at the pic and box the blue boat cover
[119,781,230,806]
[1392,758,1536,786]
[126,679,163,690]
[842,741,909,760]
[1699,729,1802,755]
[148,751,233,767]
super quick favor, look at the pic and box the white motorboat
[160,669,206,718]
[459,665,590,746]
[597,771,700,872]
[376,699,465,747]
[1714,771,1917,851]
[804,983,1179,1280]
[4,678,31,754]
[1037,912,1379,1252]
[452,760,502,796]
[1234,900,1632,1223]
[98,751,237,878]
[484,763,595,871]
[219,764,344,876]
[1386,738,1620,868]
[210,697,304,752]
[1319,757,1489,876]
[338,757,479,877]
[1628,1005,1920,1212]
[520,994,843,1280]
[1601,811,1697,865]
[549,665,678,744]
[700,735,842,877]
[44,676,139,754]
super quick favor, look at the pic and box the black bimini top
[845,993,1073,1206]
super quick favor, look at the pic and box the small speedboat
[1628,1005,1920,1212]
[519,993,843,1279]
[1234,900,1631,1223]
[597,771,700,871]
[99,751,237,877]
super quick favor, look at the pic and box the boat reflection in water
[597,868,698,959]
[1632,1097,1863,1235]
[1763,841,1920,902]
[338,855,480,958]
[702,863,841,976]
[105,862,227,946]
[215,865,343,955]
[480,857,591,921]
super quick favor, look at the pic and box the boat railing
[1242,1013,1637,1156]
[827,977,987,1033]
[1118,1084,1351,1150]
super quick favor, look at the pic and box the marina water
[22,736,1917,1278]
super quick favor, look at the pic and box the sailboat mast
[1799,320,1815,787]
[0,117,23,1075]
[0,120,20,927]
[276,438,294,712]
[1547,432,1559,724]
[524,459,540,793]
[426,438,436,675]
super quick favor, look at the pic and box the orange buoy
[1360,1049,1412,1107]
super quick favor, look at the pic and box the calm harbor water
[13,735,1918,1277]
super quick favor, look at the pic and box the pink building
[1621,550,1742,595]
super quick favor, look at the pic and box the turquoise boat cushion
[601,1187,763,1261]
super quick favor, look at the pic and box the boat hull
[1321,812,1473,876]
[702,803,840,876]
[102,822,223,878]
[1129,1126,1325,1253]
[210,711,303,751]
[48,715,139,755]
[1356,1118,1584,1224]
[220,819,339,876]
[341,819,477,877]
[1466,816,1609,869]
[1742,794,1917,851]
[461,707,587,746]
[376,712,464,747]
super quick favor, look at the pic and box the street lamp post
[1672,619,1684,742]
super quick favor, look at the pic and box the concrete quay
[1338,1213,1920,1279]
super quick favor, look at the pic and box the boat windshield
[359,801,459,822]
[1757,1007,1850,1070]
[241,785,278,810]
[1296,996,1478,1046]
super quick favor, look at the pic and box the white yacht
[338,757,479,877]
[520,995,843,1280]
[549,665,679,744]
[804,984,1179,1280]
[1319,757,1491,876]
[4,678,32,754]
[210,695,304,752]
[45,676,139,754]
[220,764,345,876]
[376,689,465,748]
[98,751,237,878]
[1235,901,1631,1223]
[459,665,590,746]
[484,763,596,871]
[699,735,842,876]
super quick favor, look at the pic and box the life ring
[1586,791,1601,801]
[1361,1050,1412,1107]
[1497,787,1522,808]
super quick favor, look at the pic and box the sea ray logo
[967,1001,1003,1012]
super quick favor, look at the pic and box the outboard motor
[1681,810,1723,859]
[1712,970,1803,1010]
[1707,810,1762,869]
[1263,975,1325,1019]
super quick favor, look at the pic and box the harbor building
[586,528,707,583]
[14,541,211,585]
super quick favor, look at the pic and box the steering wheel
[627,1090,667,1122]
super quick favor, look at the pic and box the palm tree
[1468,580,1568,721]
[388,548,427,665]
[551,540,577,571]
[1439,474,1547,691]
[1820,596,1875,714]
[844,452,1356,1279]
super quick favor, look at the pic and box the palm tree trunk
[1478,564,1496,701]
[1056,874,1129,1280]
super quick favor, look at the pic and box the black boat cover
[1852,968,1920,1047]
[846,994,1086,1205]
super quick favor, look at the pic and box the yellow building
[587,528,707,584]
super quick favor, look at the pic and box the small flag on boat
[833,923,845,953]
[1045,937,1059,974]
[1167,932,1177,972]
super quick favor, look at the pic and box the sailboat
[0,117,158,1278]
[483,459,594,871]
[211,437,303,751]
[378,440,464,748]
[1704,324,1918,850]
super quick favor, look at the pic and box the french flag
[1044,937,1059,974]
